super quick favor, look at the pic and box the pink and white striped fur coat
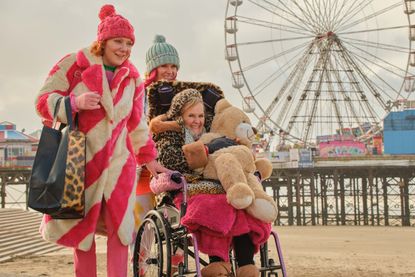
[35,47,157,251]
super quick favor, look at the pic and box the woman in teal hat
[134,34,180,230]
[134,35,181,230]
[144,34,180,87]
[133,34,184,273]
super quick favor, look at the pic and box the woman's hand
[145,160,170,178]
[75,92,101,110]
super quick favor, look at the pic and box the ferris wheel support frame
[224,0,415,147]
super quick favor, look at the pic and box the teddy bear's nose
[252,127,258,135]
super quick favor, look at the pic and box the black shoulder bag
[28,97,86,219]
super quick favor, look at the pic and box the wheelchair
[132,174,287,277]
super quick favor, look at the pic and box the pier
[1,161,414,228]
[266,155,415,226]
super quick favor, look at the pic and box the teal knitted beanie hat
[145,35,180,73]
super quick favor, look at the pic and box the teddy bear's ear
[215,99,232,114]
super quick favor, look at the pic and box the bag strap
[52,98,66,131]
[73,113,80,130]
[52,97,77,131]
[64,96,75,131]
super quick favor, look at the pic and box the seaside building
[383,108,415,155]
[0,121,38,167]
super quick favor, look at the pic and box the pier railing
[0,168,31,210]
[1,158,414,226]
[267,156,415,226]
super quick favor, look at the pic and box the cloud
[1,0,409,144]
[0,0,237,133]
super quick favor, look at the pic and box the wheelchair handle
[171,172,183,184]
[169,172,188,204]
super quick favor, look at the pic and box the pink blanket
[175,193,271,261]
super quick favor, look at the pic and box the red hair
[90,40,106,56]
[144,69,158,88]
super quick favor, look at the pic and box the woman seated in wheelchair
[148,88,271,277]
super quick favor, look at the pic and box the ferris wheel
[225,0,415,146]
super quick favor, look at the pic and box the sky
[0,0,238,134]
[1,0,412,143]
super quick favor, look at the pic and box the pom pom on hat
[145,34,180,73]
[153,34,166,43]
[97,4,135,43]
[99,4,116,20]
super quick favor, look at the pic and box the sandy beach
[0,226,414,277]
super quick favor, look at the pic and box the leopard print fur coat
[147,81,224,174]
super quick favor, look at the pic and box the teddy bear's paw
[226,183,254,209]
[229,196,253,210]
[247,198,278,223]
[255,158,273,180]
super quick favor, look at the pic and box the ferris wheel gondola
[225,0,415,146]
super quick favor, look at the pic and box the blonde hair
[181,98,204,116]
[166,88,204,119]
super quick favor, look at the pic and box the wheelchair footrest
[259,264,282,271]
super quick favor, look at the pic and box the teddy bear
[182,98,278,223]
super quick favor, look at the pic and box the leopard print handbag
[59,119,86,218]
[28,96,86,219]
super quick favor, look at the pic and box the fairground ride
[225,0,415,149]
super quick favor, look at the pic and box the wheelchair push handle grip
[170,172,183,184]
[149,171,184,194]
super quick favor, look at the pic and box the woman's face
[102,37,133,67]
[156,64,178,81]
[182,102,205,136]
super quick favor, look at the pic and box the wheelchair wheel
[133,216,172,277]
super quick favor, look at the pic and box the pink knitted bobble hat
[97,4,135,44]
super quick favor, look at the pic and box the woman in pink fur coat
[34,5,167,277]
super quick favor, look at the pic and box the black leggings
[208,233,255,267]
